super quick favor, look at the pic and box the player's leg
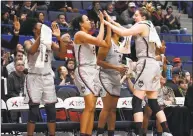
[42,74,58,136]
[106,95,119,136]
[25,74,42,136]
[80,93,97,136]
[146,91,171,135]
[45,103,56,136]
[27,103,40,136]
[142,105,152,136]
[132,90,146,135]
[97,92,113,135]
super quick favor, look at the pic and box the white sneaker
[162,132,173,136]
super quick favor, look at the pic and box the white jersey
[135,36,156,59]
[74,43,97,66]
[101,39,123,73]
[27,38,53,74]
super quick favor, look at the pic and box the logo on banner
[12,101,18,107]
[96,100,102,106]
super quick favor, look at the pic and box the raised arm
[75,11,108,47]
[104,20,145,36]
[24,36,40,55]
[51,22,67,55]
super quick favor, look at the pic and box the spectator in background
[65,58,76,80]
[178,78,188,97]
[55,33,73,60]
[166,68,180,97]
[88,1,101,27]
[113,1,128,15]
[2,1,17,20]
[55,66,74,85]
[89,19,97,36]
[49,1,78,12]
[20,1,37,18]
[106,3,121,23]
[146,3,164,34]
[163,6,187,34]
[184,71,191,87]
[36,12,45,24]
[7,59,25,98]
[6,51,24,75]
[120,2,136,26]
[19,13,27,25]
[57,14,69,28]
[1,10,13,34]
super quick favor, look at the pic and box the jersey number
[45,54,48,62]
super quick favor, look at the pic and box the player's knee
[144,106,152,117]
[148,99,161,115]
[45,103,56,122]
[132,95,143,114]
[28,105,40,123]
[110,108,117,114]
[85,103,96,113]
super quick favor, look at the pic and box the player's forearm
[96,22,105,45]
[28,36,40,54]
[105,25,111,47]
[127,78,135,93]
[58,39,67,54]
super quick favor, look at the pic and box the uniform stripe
[134,59,146,85]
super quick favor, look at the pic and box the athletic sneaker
[162,132,173,136]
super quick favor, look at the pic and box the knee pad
[148,99,161,114]
[132,95,143,114]
[28,105,40,123]
[45,103,56,122]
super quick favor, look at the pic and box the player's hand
[13,15,20,32]
[103,10,112,22]
[116,65,128,75]
[62,33,71,43]
[51,21,61,38]
[98,10,104,24]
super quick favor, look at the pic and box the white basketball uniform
[24,38,57,104]
[99,39,123,97]
[74,43,102,96]
[134,34,161,91]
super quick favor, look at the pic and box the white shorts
[24,73,57,105]
[134,58,161,91]
[74,66,102,97]
[99,70,121,97]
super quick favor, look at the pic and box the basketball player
[96,13,127,136]
[23,19,68,136]
[72,12,110,136]
[104,8,173,136]
[143,40,167,136]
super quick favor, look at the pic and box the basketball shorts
[24,73,57,105]
[99,70,121,97]
[74,66,102,97]
[134,58,161,91]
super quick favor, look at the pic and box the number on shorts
[45,54,48,62]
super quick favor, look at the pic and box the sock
[160,121,170,133]
[96,128,104,135]
[156,132,162,136]
[108,130,114,136]
[134,122,143,135]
